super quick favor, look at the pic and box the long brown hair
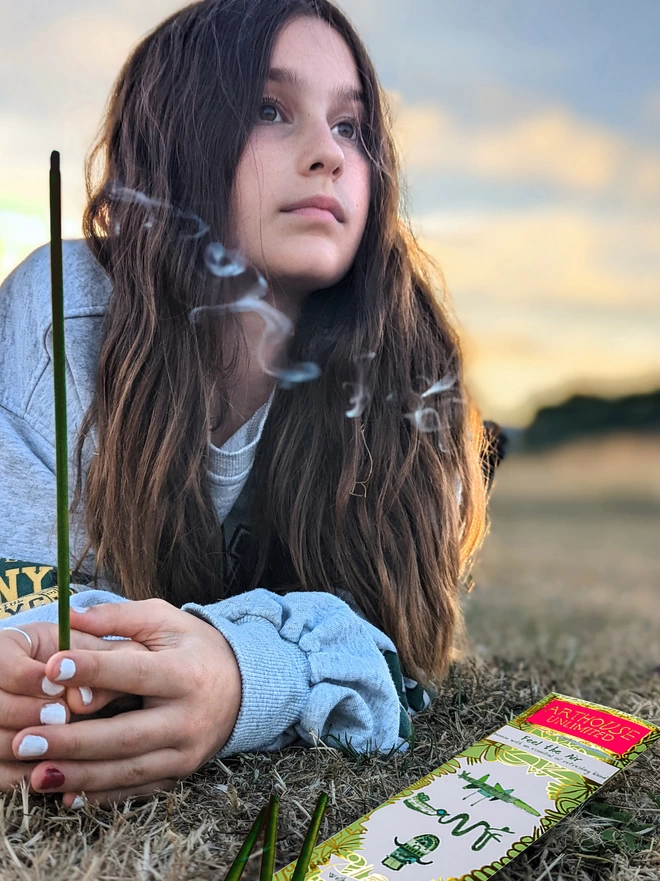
[72,0,493,691]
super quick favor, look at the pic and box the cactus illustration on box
[381,834,440,870]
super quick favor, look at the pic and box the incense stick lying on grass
[224,806,268,881]
[261,793,279,880]
[290,792,329,881]
[224,792,328,881]
[49,150,70,652]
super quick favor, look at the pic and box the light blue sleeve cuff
[194,613,310,756]
[181,588,405,758]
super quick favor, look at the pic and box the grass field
[467,431,660,675]
[0,432,658,879]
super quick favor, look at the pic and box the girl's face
[230,16,371,318]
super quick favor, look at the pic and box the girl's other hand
[0,623,148,795]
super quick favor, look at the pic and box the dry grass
[1,432,658,880]
[467,432,660,674]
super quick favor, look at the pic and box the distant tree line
[513,387,660,453]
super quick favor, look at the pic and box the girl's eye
[258,95,361,141]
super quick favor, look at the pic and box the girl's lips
[282,207,339,222]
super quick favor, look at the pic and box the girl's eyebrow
[266,66,365,106]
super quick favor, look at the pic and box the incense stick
[224,791,328,881]
[290,792,328,881]
[49,150,70,652]
[260,793,279,881]
[223,806,268,881]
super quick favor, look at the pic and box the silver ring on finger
[2,627,33,649]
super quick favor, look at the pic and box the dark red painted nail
[40,767,66,790]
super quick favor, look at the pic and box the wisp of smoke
[107,182,459,441]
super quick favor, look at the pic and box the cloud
[0,11,149,221]
[412,205,660,308]
[0,110,92,218]
[0,13,142,119]
[2,15,658,427]
[2,198,659,426]
[407,203,660,424]
[391,97,660,204]
[641,87,660,127]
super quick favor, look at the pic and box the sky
[1,0,659,426]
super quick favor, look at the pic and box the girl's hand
[0,623,148,794]
[13,599,242,809]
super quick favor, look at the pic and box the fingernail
[17,735,49,758]
[55,658,76,681]
[71,795,85,809]
[40,767,66,790]
[79,686,93,706]
[72,606,89,613]
[42,677,65,697]
[40,703,67,725]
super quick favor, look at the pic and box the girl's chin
[260,280,331,303]
[266,258,345,286]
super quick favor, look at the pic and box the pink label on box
[526,699,651,755]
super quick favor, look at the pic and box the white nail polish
[40,703,67,725]
[17,735,49,758]
[55,658,76,681]
[42,677,66,697]
[79,686,93,706]
[71,795,86,809]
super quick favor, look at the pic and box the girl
[0,0,495,810]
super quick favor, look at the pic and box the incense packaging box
[275,693,659,881]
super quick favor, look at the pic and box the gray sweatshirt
[0,239,432,758]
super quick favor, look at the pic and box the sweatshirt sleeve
[1,579,416,757]
[181,587,411,758]
[1,579,423,760]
